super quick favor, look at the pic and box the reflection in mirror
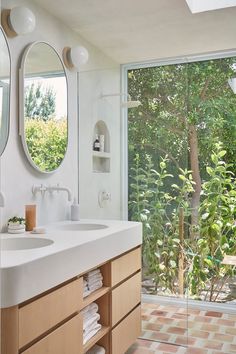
[0,27,10,156]
[20,42,68,173]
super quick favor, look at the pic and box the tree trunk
[188,124,201,239]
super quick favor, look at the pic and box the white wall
[0,0,120,230]
[79,68,121,219]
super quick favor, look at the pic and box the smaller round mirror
[19,42,68,173]
[0,27,11,156]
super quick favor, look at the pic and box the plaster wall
[0,0,120,230]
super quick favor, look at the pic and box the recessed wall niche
[92,120,110,173]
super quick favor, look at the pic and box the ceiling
[33,0,236,64]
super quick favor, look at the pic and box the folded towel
[83,323,102,345]
[87,275,103,286]
[84,319,100,335]
[86,344,105,354]
[89,281,103,292]
[83,313,100,331]
[86,269,101,278]
[82,303,99,320]
[83,289,91,298]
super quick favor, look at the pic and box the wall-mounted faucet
[32,184,72,202]
[47,184,72,202]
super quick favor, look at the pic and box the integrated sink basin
[1,237,54,251]
[50,223,108,231]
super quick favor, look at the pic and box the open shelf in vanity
[1,247,142,354]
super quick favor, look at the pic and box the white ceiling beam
[185,0,236,13]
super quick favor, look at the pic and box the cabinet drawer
[19,278,83,348]
[22,314,83,354]
[112,272,141,326]
[111,247,141,286]
[112,305,141,354]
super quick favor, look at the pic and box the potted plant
[8,216,26,233]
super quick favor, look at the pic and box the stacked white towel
[86,344,105,354]
[83,279,91,298]
[82,302,101,345]
[84,269,103,296]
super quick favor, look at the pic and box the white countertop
[0,219,142,308]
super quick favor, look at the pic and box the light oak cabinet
[1,246,141,354]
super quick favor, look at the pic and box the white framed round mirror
[0,26,11,156]
[19,41,68,173]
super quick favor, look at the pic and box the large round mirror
[0,27,10,156]
[19,42,68,173]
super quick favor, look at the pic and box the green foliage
[128,56,236,301]
[25,83,56,121]
[129,144,236,300]
[8,216,25,225]
[25,118,67,172]
[188,143,236,301]
[129,154,194,294]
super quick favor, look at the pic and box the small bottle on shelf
[93,135,100,151]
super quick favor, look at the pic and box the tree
[128,57,236,237]
[25,83,56,121]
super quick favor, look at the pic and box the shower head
[101,93,141,109]
[121,96,142,108]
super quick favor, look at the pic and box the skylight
[185,0,236,13]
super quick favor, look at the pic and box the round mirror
[19,42,68,173]
[0,27,11,156]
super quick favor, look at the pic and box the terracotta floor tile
[175,336,196,346]
[217,318,235,327]
[212,333,234,342]
[205,311,222,318]
[149,331,171,342]
[203,340,223,350]
[194,316,212,323]
[200,323,219,332]
[131,302,236,354]
[157,343,179,353]
[167,327,187,335]
[185,348,208,354]
[188,329,210,339]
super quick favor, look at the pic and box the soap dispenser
[71,198,80,221]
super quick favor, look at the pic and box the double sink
[2,222,108,250]
[0,219,142,308]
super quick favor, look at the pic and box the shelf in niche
[92,120,110,173]
[92,151,110,159]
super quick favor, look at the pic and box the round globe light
[10,6,36,35]
[70,46,89,69]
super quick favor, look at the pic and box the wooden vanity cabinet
[1,246,142,354]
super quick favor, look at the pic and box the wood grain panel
[1,306,19,354]
[22,314,82,354]
[112,272,141,326]
[111,247,141,286]
[19,278,83,348]
[111,306,141,354]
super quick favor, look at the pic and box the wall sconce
[63,46,89,71]
[101,93,141,109]
[1,6,36,38]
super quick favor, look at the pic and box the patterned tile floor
[126,302,236,354]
